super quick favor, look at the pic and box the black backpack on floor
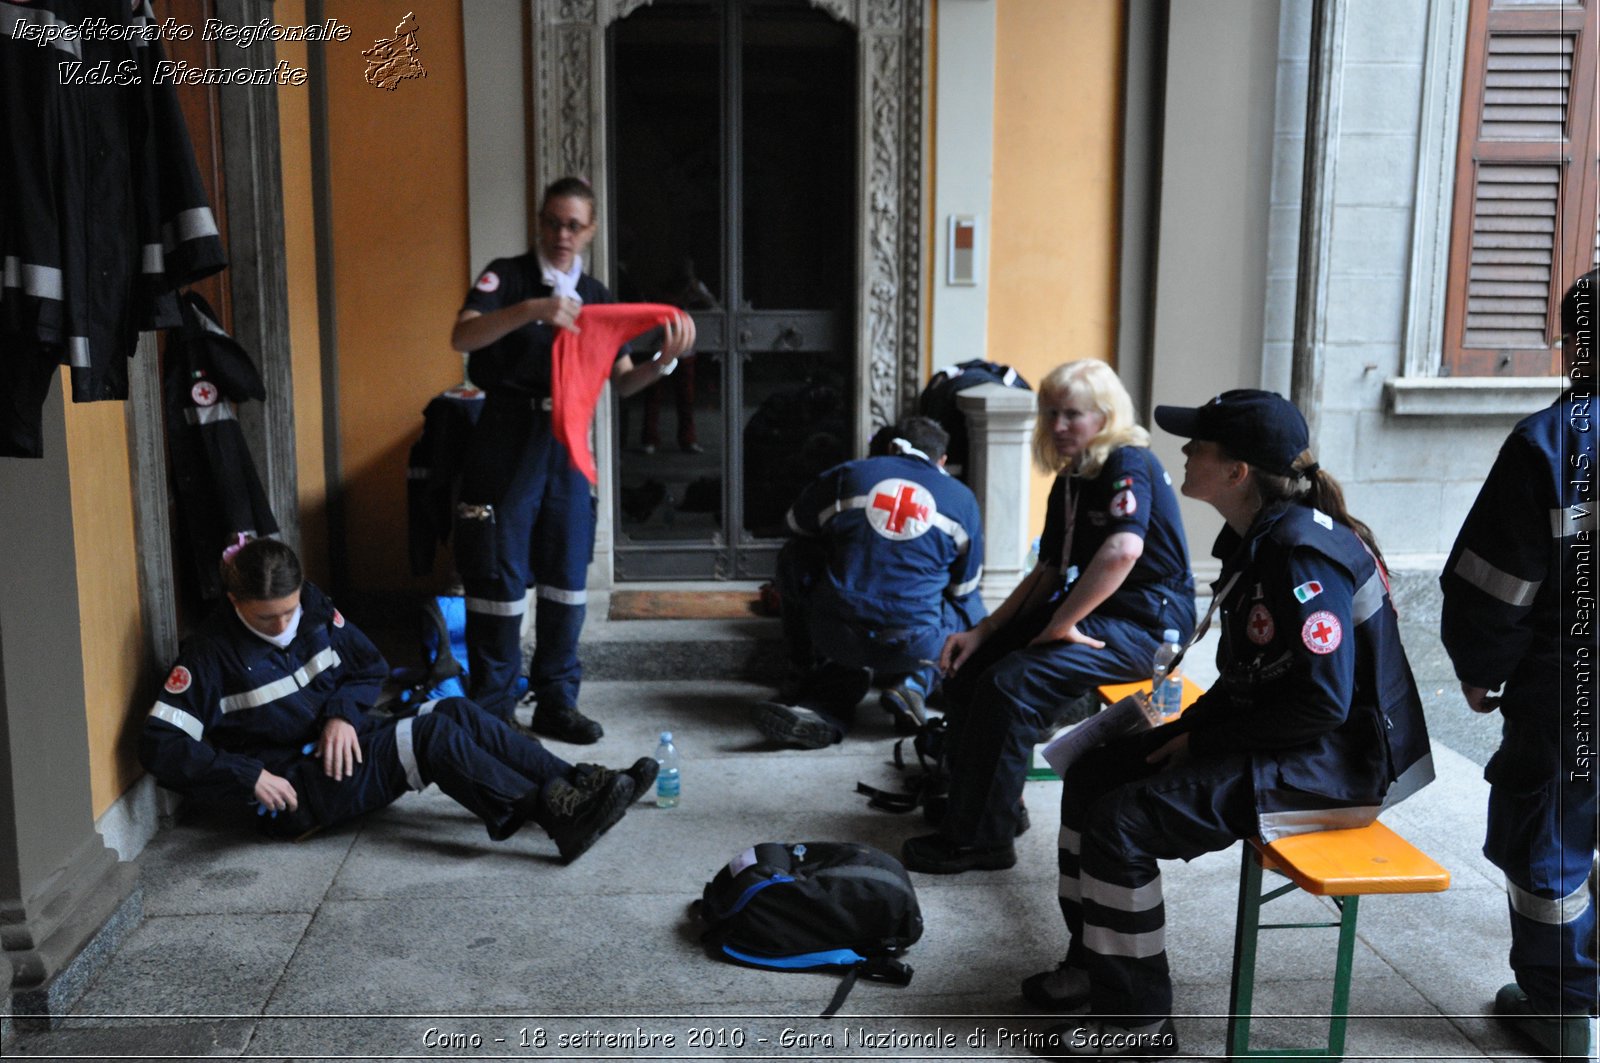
[696,841,923,1018]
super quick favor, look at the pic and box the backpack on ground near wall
[916,359,1032,479]
[696,841,923,1018]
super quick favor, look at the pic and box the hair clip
[221,532,252,565]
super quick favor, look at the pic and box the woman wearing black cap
[1025,389,1434,1059]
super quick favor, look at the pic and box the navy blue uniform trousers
[940,597,1163,848]
[270,698,569,840]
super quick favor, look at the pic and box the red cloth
[552,302,683,484]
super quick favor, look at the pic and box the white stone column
[957,383,1037,609]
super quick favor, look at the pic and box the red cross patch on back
[864,478,936,541]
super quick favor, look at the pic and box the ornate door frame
[531,0,926,587]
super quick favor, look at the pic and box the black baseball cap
[1153,390,1309,477]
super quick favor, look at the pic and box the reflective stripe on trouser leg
[1487,766,1600,1012]
[405,710,540,839]
[1058,824,1086,969]
[463,590,527,719]
[531,588,585,709]
[1079,830,1170,1021]
[394,717,424,791]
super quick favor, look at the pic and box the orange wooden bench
[1229,822,1450,1061]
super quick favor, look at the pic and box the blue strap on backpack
[697,842,920,1018]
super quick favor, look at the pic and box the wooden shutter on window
[1444,0,1599,376]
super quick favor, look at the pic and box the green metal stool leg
[1228,844,1265,1057]
[1325,894,1360,1061]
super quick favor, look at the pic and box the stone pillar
[957,383,1037,609]
[0,389,140,1029]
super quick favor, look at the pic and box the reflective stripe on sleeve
[66,337,91,368]
[220,674,299,714]
[185,404,237,426]
[1552,505,1598,540]
[1507,876,1593,926]
[465,595,527,618]
[292,647,341,687]
[141,243,165,275]
[3,257,65,302]
[164,207,221,247]
[149,701,204,741]
[417,700,439,715]
[1454,548,1542,608]
[1081,870,1164,914]
[928,512,970,553]
[535,585,587,606]
[785,507,804,535]
[949,567,984,599]
[1351,569,1385,625]
[394,717,424,791]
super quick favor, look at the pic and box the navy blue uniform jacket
[1441,393,1598,786]
[1182,503,1434,841]
[460,256,622,397]
[139,584,388,805]
[784,452,987,631]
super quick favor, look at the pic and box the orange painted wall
[62,385,149,816]
[277,0,330,586]
[326,1,468,592]
[988,0,1123,528]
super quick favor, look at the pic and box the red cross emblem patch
[865,478,935,541]
[1246,604,1275,645]
[164,665,192,694]
[1301,610,1342,655]
[190,380,219,407]
[1110,489,1137,517]
[475,270,500,292]
[332,609,345,628]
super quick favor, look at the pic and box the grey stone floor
[5,676,1537,1062]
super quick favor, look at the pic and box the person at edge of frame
[1440,267,1600,1062]
[450,176,696,745]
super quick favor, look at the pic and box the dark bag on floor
[856,715,949,813]
[696,841,922,1018]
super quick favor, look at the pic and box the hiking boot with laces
[536,774,634,863]
[529,703,604,745]
[574,758,659,803]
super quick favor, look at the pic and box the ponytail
[1250,450,1387,573]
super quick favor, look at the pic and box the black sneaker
[901,832,1016,874]
[530,703,604,744]
[536,774,634,864]
[752,701,839,749]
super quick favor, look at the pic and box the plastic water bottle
[654,731,680,808]
[1151,629,1184,719]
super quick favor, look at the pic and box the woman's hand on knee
[941,627,984,675]
[1027,620,1105,650]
